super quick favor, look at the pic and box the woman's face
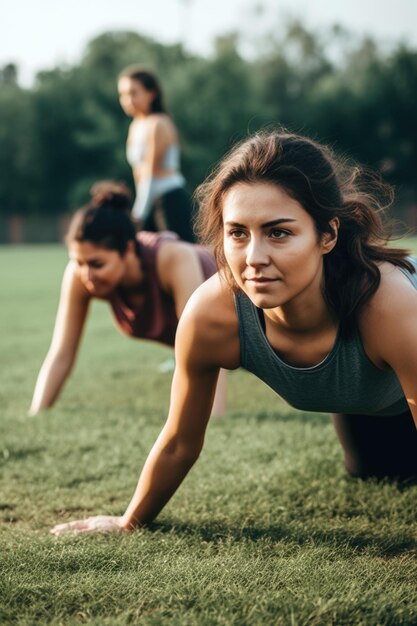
[69,241,127,297]
[117,77,155,117]
[222,182,336,312]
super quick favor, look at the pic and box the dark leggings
[143,187,196,243]
[332,410,417,479]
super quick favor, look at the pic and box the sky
[2,0,417,87]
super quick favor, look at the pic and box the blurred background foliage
[0,20,416,232]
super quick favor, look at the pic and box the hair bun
[89,180,132,213]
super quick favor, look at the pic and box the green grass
[1,244,417,626]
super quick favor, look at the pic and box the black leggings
[143,187,196,243]
[332,410,417,479]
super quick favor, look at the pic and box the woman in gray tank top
[51,130,417,536]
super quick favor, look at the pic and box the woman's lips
[245,276,279,283]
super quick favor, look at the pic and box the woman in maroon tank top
[29,181,226,417]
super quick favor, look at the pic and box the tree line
[0,21,416,220]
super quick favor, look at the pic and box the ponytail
[89,180,132,213]
[66,180,138,256]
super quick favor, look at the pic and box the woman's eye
[270,229,289,239]
[230,230,247,240]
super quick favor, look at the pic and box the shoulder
[137,230,178,248]
[137,231,179,263]
[137,232,188,284]
[156,238,216,285]
[362,261,417,319]
[141,234,192,278]
[146,113,175,136]
[156,239,203,294]
[359,261,417,366]
[157,238,198,267]
[176,273,241,370]
[185,272,237,321]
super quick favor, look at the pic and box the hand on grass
[51,515,129,536]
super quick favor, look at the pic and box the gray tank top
[235,258,417,416]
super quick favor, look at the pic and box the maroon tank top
[106,231,216,346]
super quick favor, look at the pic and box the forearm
[131,176,154,221]
[29,354,73,415]
[121,434,201,529]
[211,369,228,417]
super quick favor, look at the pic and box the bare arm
[29,262,91,416]
[121,341,218,528]
[51,300,218,533]
[376,316,417,429]
[50,277,239,535]
[132,116,175,221]
[159,243,228,415]
[361,265,417,428]
[157,242,205,317]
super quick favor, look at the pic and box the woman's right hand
[51,515,129,536]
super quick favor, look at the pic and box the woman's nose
[246,238,269,266]
[85,267,95,283]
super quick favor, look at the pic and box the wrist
[120,513,141,532]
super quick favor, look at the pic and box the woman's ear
[322,217,340,255]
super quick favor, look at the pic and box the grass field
[1,243,417,626]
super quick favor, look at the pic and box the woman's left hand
[50,515,129,536]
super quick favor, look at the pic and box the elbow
[184,446,203,467]
[177,444,203,468]
[163,436,203,467]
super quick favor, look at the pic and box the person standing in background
[118,66,196,242]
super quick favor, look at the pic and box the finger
[50,519,91,535]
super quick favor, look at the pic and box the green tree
[0,22,416,224]
[168,33,261,189]
[0,71,36,214]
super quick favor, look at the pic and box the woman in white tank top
[117,66,195,242]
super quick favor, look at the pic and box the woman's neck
[120,252,145,292]
[264,291,336,336]
[133,110,152,121]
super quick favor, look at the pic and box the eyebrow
[224,218,297,228]
[70,256,102,263]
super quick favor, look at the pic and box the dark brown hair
[66,180,138,256]
[118,66,167,114]
[196,130,414,335]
